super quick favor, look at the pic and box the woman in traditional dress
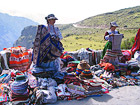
[101,22,120,59]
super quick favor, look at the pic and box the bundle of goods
[127,60,140,75]
[102,49,123,65]
[121,50,131,63]
[9,75,29,102]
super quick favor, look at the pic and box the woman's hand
[109,33,114,37]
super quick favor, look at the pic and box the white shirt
[46,24,63,40]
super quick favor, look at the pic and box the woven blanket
[33,25,63,66]
[112,34,123,51]
[9,46,30,72]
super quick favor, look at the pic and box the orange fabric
[99,63,115,71]
[9,46,31,72]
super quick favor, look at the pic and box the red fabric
[99,63,115,71]
[131,28,140,55]
[121,50,131,61]
[104,32,109,40]
[60,51,68,58]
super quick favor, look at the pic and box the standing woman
[101,22,120,59]
[41,14,63,71]
[45,14,63,40]
[32,14,63,77]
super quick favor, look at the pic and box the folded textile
[36,87,57,104]
[67,84,85,95]
[9,46,31,72]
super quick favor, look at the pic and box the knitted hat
[10,75,28,95]
[79,69,93,79]
[77,60,90,70]
[75,68,83,76]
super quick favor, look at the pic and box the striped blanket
[33,25,63,66]
[9,46,31,72]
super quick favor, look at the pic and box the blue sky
[0,0,139,24]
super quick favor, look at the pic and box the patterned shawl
[33,25,63,66]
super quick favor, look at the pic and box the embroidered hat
[45,14,58,20]
[79,69,93,79]
[110,22,118,27]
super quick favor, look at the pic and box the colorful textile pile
[60,51,75,67]
[10,75,29,101]
[66,61,80,73]
[121,50,131,62]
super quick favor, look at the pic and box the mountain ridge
[0,12,38,50]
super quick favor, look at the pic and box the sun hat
[110,21,118,27]
[45,14,58,20]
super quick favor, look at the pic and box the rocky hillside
[76,6,140,29]
[0,13,38,50]
[13,25,37,49]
